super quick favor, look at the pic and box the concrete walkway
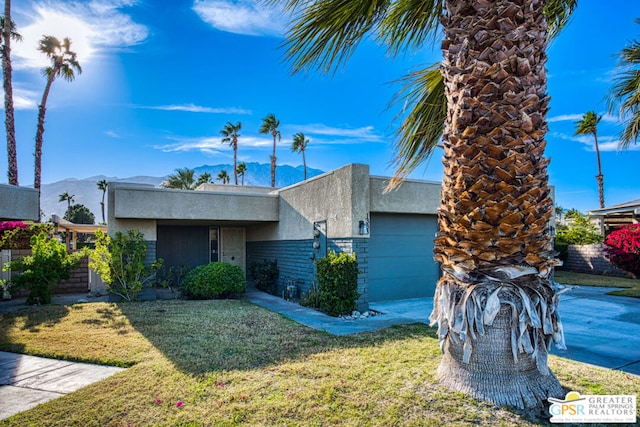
[0,352,124,421]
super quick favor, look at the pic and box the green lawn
[1,299,639,426]
[555,270,640,297]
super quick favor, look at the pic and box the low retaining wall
[561,244,634,278]
[2,249,90,296]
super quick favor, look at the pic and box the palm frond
[387,64,445,189]
[543,0,577,41]
[0,16,23,42]
[377,0,443,57]
[573,111,601,136]
[282,0,391,74]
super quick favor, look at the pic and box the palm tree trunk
[100,190,106,224]
[34,74,56,221]
[271,131,277,187]
[3,0,18,186]
[432,0,564,408]
[593,132,605,208]
[302,150,307,180]
[233,142,238,185]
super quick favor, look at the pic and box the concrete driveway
[370,286,640,376]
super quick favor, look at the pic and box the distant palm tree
[97,179,108,224]
[291,132,309,180]
[237,162,247,185]
[259,113,280,187]
[609,19,640,148]
[574,111,605,208]
[2,11,22,186]
[220,121,242,185]
[217,169,230,184]
[34,36,82,221]
[58,191,75,220]
[162,168,196,190]
[196,172,213,187]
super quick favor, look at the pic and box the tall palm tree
[58,191,74,220]
[292,132,309,180]
[609,19,640,148]
[237,161,247,185]
[34,36,82,220]
[161,167,196,190]
[97,179,108,224]
[2,11,22,186]
[273,0,577,408]
[259,113,281,187]
[217,169,230,184]
[574,111,604,208]
[220,121,242,185]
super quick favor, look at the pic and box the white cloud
[547,114,583,123]
[13,0,148,70]
[154,135,272,154]
[547,112,621,124]
[548,131,640,152]
[104,130,121,138]
[0,87,39,110]
[289,123,385,145]
[144,104,252,115]
[192,0,286,37]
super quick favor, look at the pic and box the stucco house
[0,184,39,221]
[108,164,442,309]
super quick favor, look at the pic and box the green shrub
[3,232,86,304]
[180,262,246,299]
[88,229,162,301]
[315,251,359,317]
[555,212,603,245]
[248,259,279,294]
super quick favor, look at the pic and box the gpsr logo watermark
[549,391,637,423]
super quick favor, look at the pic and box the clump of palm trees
[161,168,213,190]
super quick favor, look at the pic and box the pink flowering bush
[604,224,640,277]
[0,222,53,249]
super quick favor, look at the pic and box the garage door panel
[368,213,439,302]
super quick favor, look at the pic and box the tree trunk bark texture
[433,0,566,408]
[3,0,18,185]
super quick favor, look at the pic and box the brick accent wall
[248,237,370,310]
[561,244,633,278]
[247,239,316,298]
[7,249,89,296]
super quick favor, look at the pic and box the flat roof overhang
[113,187,279,222]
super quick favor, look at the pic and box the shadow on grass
[116,298,435,376]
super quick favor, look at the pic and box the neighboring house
[0,184,39,221]
[588,198,640,235]
[108,164,442,309]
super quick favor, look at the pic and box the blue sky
[3,0,639,213]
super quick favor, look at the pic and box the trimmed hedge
[315,251,359,317]
[181,262,246,299]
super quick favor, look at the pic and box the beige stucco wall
[247,164,370,241]
[0,184,39,221]
[369,177,441,214]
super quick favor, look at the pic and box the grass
[555,270,640,298]
[0,299,639,426]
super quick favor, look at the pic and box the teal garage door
[368,213,439,302]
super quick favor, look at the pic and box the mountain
[41,163,324,221]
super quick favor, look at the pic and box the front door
[221,228,246,272]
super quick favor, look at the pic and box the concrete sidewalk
[0,352,124,421]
